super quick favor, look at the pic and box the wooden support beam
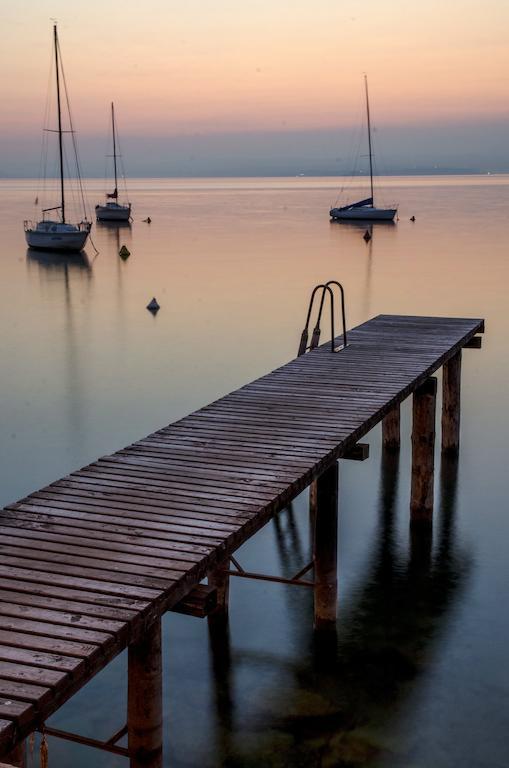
[313,462,339,630]
[382,405,401,451]
[463,336,482,349]
[442,350,462,455]
[171,585,217,618]
[410,377,437,524]
[128,619,163,768]
[341,442,370,461]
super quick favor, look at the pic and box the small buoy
[119,245,130,259]
[363,229,372,242]
[410,215,416,222]
[147,297,160,313]
[142,217,152,223]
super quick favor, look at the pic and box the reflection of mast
[360,225,373,321]
[26,249,93,461]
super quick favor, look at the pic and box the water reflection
[26,247,92,273]
[329,219,396,232]
[212,454,471,766]
[25,247,93,463]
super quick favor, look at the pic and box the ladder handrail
[325,280,348,349]
[297,280,347,356]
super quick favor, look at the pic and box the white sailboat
[330,76,397,222]
[24,25,91,252]
[96,103,131,222]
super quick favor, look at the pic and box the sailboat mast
[364,74,374,204]
[54,24,65,223]
[111,102,118,198]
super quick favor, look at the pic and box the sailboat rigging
[330,76,397,222]
[95,103,131,222]
[24,25,91,252]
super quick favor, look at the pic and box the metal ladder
[297,280,348,356]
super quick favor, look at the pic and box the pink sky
[1,0,508,138]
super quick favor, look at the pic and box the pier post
[3,741,25,767]
[208,556,230,624]
[309,480,317,552]
[128,618,163,768]
[410,377,437,525]
[382,405,400,451]
[313,461,339,630]
[442,350,462,455]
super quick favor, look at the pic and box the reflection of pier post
[207,558,233,766]
[128,618,163,768]
[273,502,305,572]
[313,462,339,630]
[436,454,459,563]
[410,378,437,526]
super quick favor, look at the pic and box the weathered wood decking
[0,314,483,755]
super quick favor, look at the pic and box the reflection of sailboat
[24,25,91,252]
[26,248,91,273]
[95,103,132,222]
[330,76,397,222]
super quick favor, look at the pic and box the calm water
[1,176,508,767]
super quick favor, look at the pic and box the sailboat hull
[25,224,89,252]
[96,203,131,222]
[330,206,397,221]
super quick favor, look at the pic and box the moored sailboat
[24,25,91,252]
[330,76,397,222]
[96,103,131,222]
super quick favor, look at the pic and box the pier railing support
[128,618,163,768]
[410,377,437,525]
[442,350,462,455]
[382,405,401,451]
[313,462,339,630]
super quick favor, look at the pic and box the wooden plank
[0,644,87,673]
[0,700,33,729]
[0,661,67,688]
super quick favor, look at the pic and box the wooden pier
[0,313,483,764]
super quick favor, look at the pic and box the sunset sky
[1,0,508,175]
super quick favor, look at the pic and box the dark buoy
[143,217,152,223]
[363,229,372,242]
[119,245,130,260]
[147,297,160,314]
[410,216,416,222]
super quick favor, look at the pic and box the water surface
[0,176,508,767]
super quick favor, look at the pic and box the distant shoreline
[0,170,507,180]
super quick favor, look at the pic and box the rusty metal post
[442,350,462,455]
[410,377,437,525]
[382,405,400,451]
[313,462,339,629]
[128,618,163,768]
